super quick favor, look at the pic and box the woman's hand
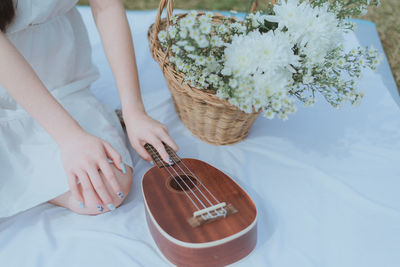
[124,111,178,164]
[59,129,126,212]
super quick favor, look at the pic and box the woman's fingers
[134,141,153,161]
[151,138,171,164]
[103,141,124,173]
[67,172,84,208]
[87,166,115,211]
[159,131,178,152]
[98,159,124,200]
[77,170,104,213]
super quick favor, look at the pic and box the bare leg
[48,163,133,215]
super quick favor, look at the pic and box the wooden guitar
[141,143,257,267]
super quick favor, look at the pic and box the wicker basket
[148,0,262,145]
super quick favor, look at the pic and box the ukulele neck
[144,143,181,168]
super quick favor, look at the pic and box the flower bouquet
[148,0,382,145]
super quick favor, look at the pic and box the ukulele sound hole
[169,175,199,192]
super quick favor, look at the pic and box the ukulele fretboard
[144,142,181,168]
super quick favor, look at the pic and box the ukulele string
[168,156,216,207]
[166,156,217,219]
[147,145,205,210]
[168,149,221,205]
[168,149,227,218]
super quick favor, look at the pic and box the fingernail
[120,162,127,174]
[107,203,116,211]
[97,204,104,212]
[78,201,85,209]
[168,157,173,165]
[117,191,124,199]
[107,158,113,163]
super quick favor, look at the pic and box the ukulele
[141,143,257,267]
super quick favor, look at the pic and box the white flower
[195,56,206,66]
[170,15,178,24]
[229,78,238,88]
[221,67,232,76]
[224,30,299,78]
[272,100,281,110]
[184,45,195,52]
[207,74,219,86]
[198,75,208,87]
[205,12,214,19]
[171,45,180,54]
[217,24,228,34]
[158,30,167,43]
[198,15,211,24]
[168,26,177,38]
[265,109,275,119]
[279,112,289,121]
[188,10,198,19]
[200,22,211,34]
[175,58,185,70]
[196,35,209,48]
[303,71,314,84]
[266,0,343,66]
[230,22,246,33]
[210,36,224,47]
[176,40,188,47]
[189,29,200,40]
[179,28,188,38]
[181,17,195,28]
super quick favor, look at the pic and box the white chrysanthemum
[224,30,299,77]
[265,0,343,65]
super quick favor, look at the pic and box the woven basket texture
[148,0,262,145]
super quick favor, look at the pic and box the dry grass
[78,0,399,89]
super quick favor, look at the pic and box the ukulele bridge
[187,203,238,228]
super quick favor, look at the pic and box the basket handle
[250,0,276,13]
[151,0,174,53]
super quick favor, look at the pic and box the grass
[78,0,400,90]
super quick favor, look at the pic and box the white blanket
[1,7,399,267]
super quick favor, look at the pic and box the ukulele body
[142,158,257,267]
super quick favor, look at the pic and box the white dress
[0,0,133,218]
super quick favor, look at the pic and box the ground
[78,0,400,90]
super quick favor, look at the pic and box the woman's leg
[48,163,133,215]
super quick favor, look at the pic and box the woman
[0,0,177,217]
